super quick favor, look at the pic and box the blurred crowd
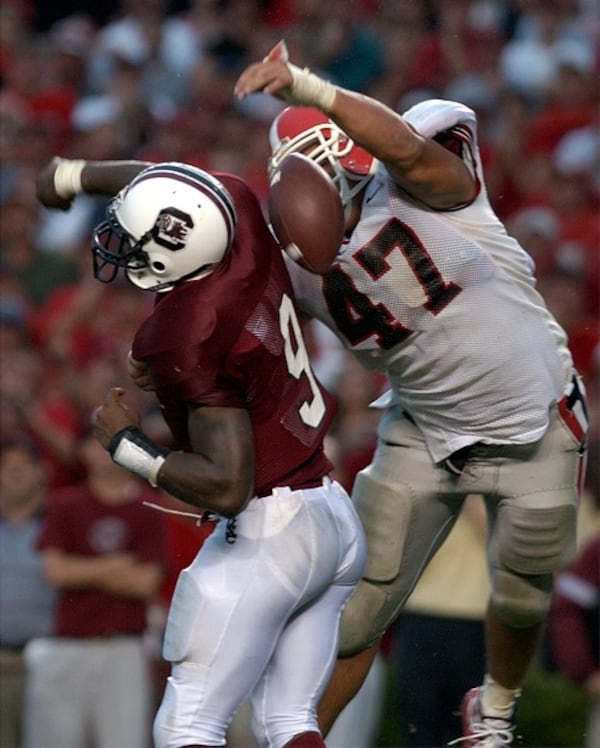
[0,0,599,746]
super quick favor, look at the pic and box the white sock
[480,674,521,719]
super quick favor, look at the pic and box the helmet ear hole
[148,254,174,277]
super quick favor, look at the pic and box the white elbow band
[53,158,87,199]
[109,427,167,487]
[286,63,337,112]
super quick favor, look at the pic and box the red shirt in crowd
[37,482,169,638]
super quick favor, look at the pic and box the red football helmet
[268,106,376,212]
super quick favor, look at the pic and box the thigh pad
[353,469,413,582]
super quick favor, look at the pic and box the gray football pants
[339,399,586,655]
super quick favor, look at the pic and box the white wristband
[147,454,166,487]
[110,427,167,487]
[286,64,337,112]
[53,158,87,199]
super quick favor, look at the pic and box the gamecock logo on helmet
[152,207,193,251]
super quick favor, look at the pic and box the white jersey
[285,100,573,462]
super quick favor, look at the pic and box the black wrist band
[109,426,168,487]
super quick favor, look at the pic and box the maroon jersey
[37,483,169,637]
[131,174,334,496]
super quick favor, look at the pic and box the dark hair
[1,435,42,460]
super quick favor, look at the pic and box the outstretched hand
[234,40,294,101]
[36,157,75,210]
[93,388,141,450]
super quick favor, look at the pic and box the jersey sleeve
[402,98,477,141]
[402,98,482,208]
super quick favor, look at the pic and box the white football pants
[153,478,366,748]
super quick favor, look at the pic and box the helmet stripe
[132,163,237,243]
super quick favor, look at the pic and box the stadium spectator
[548,533,600,748]
[326,354,384,493]
[536,265,599,385]
[287,0,384,92]
[0,198,76,307]
[499,0,595,102]
[0,438,56,748]
[23,430,168,748]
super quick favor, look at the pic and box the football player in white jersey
[234,42,589,747]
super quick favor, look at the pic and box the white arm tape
[147,455,166,488]
[53,158,87,199]
[110,427,167,487]
[286,63,337,112]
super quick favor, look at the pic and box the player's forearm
[328,89,474,207]
[79,160,152,196]
[37,157,154,210]
[327,88,424,168]
[154,449,253,518]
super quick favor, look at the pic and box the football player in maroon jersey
[36,158,366,748]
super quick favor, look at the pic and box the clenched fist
[36,157,76,210]
[93,388,141,450]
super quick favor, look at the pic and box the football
[268,153,345,274]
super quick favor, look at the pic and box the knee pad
[491,568,553,628]
[490,500,576,628]
[496,502,577,576]
[338,579,391,656]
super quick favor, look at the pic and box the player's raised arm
[234,41,475,209]
[36,157,154,210]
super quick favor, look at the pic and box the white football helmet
[268,106,377,215]
[92,162,237,291]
